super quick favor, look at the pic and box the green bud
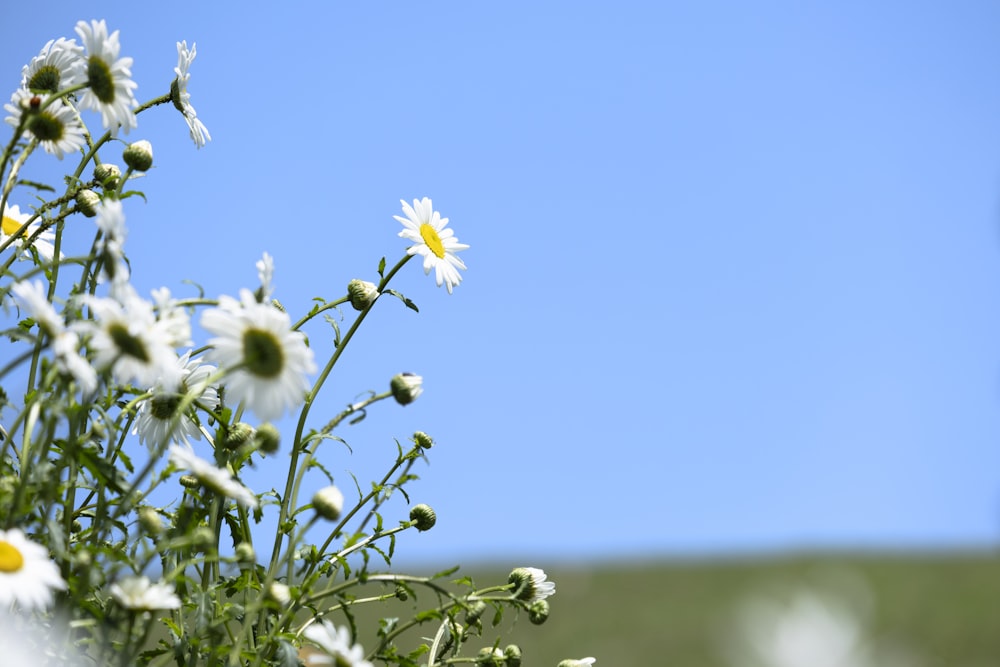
[93,163,121,190]
[75,189,101,217]
[138,507,165,536]
[412,431,434,449]
[253,423,280,454]
[527,599,549,625]
[312,486,344,521]
[409,503,436,531]
[223,422,256,450]
[390,372,423,406]
[123,140,153,172]
[465,600,488,624]
[234,542,255,564]
[180,474,200,489]
[347,279,379,310]
[503,645,522,667]
[475,647,504,666]
[191,526,215,550]
[267,581,291,606]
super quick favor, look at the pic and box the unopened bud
[465,600,488,624]
[180,474,200,489]
[347,279,379,311]
[527,599,549,625]
[390,373,423,406]
[234,542,255,564]
[223,422,256,450]
[267,581,291,606]
[412,431,434,449]
[476,647,504,666]
[75,189,101,217]
[409,503,436,531]
[312,486,344,521]
[123,140,153,172]
[138,507,165,535]
[504,645,523,667]
[93,163,121,190]
[253,423,280,454]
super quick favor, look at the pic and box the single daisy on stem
[171,40,211,148]
[3,89,87,160]
[74,19,138,134]
[0,529,66,612]
[395,197,468,294]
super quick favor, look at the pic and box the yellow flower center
[2,214,25,238]
[419,223,446,259]
[0,539,25,573]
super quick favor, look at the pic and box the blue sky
[3,2,1000,565]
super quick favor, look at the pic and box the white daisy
[21,37,86,93]
[75,285,179,388]
[109,575,181,611]
[557,659,596,667]
[3,89,87,159]
[395,197,468,294]
[510,567,556,603]
[200,289,316,421]
[168,444,259,508]
[74,19,138,134]
[0,528,66,611]
[256,252,274,301]
[134,351,218,450]
[151,287,192,348]
[52,331,99,394]
[0,202,58,263]
[302,621,374,667]
[171,41,211,148]
[10,279,63,336]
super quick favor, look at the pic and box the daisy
[0,529,66,611]
[557,659,597,667]
[74,19,138,134]
[200,289,316,421]
[3,89,87,159]
[395,197,468,294]
[10,279,63,336]
[109,575,181,611]
[21,37,86,93]
[171,41,211,148]
[0,202,58,263]
[302,621,374,667]
[168,444,259,508]
[75,284,179,389]
[134,351,219,450]
[509,567,555,603]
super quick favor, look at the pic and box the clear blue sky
[4,2,1000,565]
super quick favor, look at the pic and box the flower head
[312,486,345,522]
[11,279,63,336]
[4,90,87,160]
[168,445,259,508]
[21,37,86,93]
[0,529,66,611]
[171,41,211,148]
[1,202,58,263]
[93,198,129,282]
[74,19,138,134]
[302,621,374,667]
[134,351,219,450]
[109,575,181,611]
[200,289,316,421]
[389,372,423,406]
[509,567,555,603]
[557,659,596,667]
[395,197,468,293]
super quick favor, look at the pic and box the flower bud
[475,647,504,666]
[504,645,522,667]
[235,542,255,564]
[394,585,409,601]
[412,431,434,449]
[267,581,291,606]
[75,188,101,217]
[390,373,423,406]
[93,163,121,190]
[191,526,215,550]
[465,600,488,624]
[527,599,549,625]
[138,507,165,536]
[123,140,153,172]
[222,422,256,450]
[312,486,344,521]
[180,474,200,489]
[347,279,379,311]
[409,503,436,531]
[253,423,281,455]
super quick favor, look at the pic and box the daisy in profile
[21,37,85,93]
[74,19,137,134]
[0,528,66,611]
[301,621,374,667]
[171,41,211,148]
[509,567,556,603]
[168,445,259,508]
[109,575,181,611]
[3,89,87,160]
[0,203,58,263]
[395,197,468,294]
[200,288,316,421]
[133,351,219,451]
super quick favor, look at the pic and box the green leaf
[378,256,387,276]
[383,289,419,313]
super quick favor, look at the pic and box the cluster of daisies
[3,19,209,157]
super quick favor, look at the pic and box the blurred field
[359,551,1000,666]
